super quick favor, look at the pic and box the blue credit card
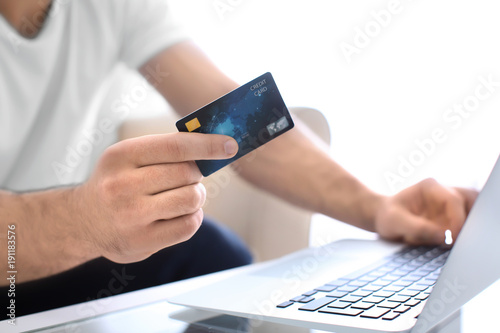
[176,72,294,176]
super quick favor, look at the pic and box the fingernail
[224,140,238,155]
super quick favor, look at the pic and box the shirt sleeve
[117,0,190,69]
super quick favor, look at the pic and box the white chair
[119,106,331,262]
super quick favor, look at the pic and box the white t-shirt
[0,0,187,191]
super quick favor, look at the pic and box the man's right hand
[72,132,238,264]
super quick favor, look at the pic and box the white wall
[162,0,500,244]
[167,0,500,194]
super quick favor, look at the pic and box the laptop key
[298,296,315,303]
[402,275,421,282]
[362,296,385,304]
[290,296,306,302]
[277,301,294,308]
[379,266,396,272]
[361,284,383,292]
[415,293,429,301]
[394,305,411,313]
[383,285,404,292]
[367,270,387,277]
[298,297,335,311]
[382,312,401,321]
[339,295,362,303]
[418,265,435,273]
[327,301,350,309]
[391,269,410,276]
[337,285,358,293]
[377,300,401,309]
[393,257,411,264]
[360,307,391,319]
[393,280,413,287]
[388,295,411,303]
[302,290,318,297]
[348,280,368,287]
[398,289,420,297]
[351,302,374,310]
[351,289,372,297]
[314,285,337,292]
[359,275,378,282]
[410,270,430,278]
[340,257,392,280]
[372,291,395,298]
[405,299,421,307]
[372,279,392,286]
[326,291,348,298]
[319,307,363,316]
[416,280,435,287]
[407,284,428,292]
[326,279,349,287]
[381,274,400,282]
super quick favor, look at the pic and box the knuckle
[100,174,126,199]
[99,175,144,219]
[194,183,206,208]
[99,176,120,200]
[187,161,203,182]
[104,140,128,161]
[177,184,206,212]
[422,177,438,185]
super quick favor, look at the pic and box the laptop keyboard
[276,246,450,321]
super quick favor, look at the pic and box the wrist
[65,185,101,261]
[358,191,388,232]
[321,178,387,232]
[21,187,100,266]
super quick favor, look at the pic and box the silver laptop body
[170,155,500,333]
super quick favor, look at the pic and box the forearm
[140,41,238,117]
[233,120,385,232]
[144,42,384,230]
[0,188,99,286]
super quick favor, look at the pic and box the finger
[132,209,205,256]
[385,206,446,245]
[402,214,447,245]
[120,132,239,167]
[144,183,206,221]
[418,179,466,237]
[133,161,202,195]
[453,187,479,214]
[153,208,204,248]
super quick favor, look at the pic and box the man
[0,0,476,317]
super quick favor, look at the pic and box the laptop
[169,154,500,333]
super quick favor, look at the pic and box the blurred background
[118,0,500,243]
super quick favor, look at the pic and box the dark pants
[3,218,252,317]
